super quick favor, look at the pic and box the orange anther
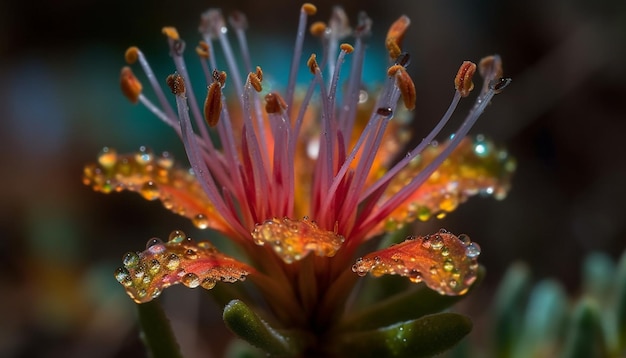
[161,27,180,41]
[386,15,410,60]
[196,41,210,59]
[302,3,317,16]
[265,92,287,114]
[340,43,354,54]
[120,66,143,104]
[124,47,139,64]
[307,54,319,74]
[249,73,262,92]
[309,21,327,37]
[389,65,416,110]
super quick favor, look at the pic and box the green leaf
[614,251,626,354]
[335,312,473,357]
[222,299,304,357]
[339,266,485,331]
[136,300,183,358]
[561,298,607,358]
[492,262,531,358]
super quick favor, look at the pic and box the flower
[83,3,514,356]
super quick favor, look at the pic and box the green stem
[136,300,184,358]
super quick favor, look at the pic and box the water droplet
[376,107,393,117]
[408,270,422,283]
[157,151,174,169]
[465,242,481,258]
[441,246,450,257]
[123,252,140,268]
[197,241,216,251]
[448,279,458,288]
[168,230,186,243]
[430,236,444,250]
[192,214,209,229]
[200,278,217,290]
[458,234,471,246]
[140,181,160,200]
[148,259,161,274]
[182,273,200,288]
[98,147,117,169]
[429,265,438,275]
[184,249,198,260]
[146,238,164,249]
[443,259,455,272]
[115,267,131,284]
[135,146,154,165]
[164,254,180,270]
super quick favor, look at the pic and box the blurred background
[1,0,624,357]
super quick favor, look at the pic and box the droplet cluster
[83,147,228,231]
[114,230,250,303]
[351,229,481,295]
[383,135,515,231]
[251,217,345,264]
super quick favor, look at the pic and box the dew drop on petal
[98,147,117,169]
[168,230,186,243]
[140,181,160,200]
[123,252,140,268]
[192,214,209,229]
[164,254,181,270]
[146,237,164,249]
[465,242,481,258]
[181,273,200,288]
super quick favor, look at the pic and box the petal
[83,147,231,233]
[251,217,344,264]
[114,230,251,303]
[382,136,515,231]
[352,230,481,295]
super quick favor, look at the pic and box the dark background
[1,0,624,357]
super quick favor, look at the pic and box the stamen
[307,53,319,74]
[385,15,410,60]
[120,66,143,104]
[204,82,222,127]
[248,72,262,92]
[195,41,210,59]
[309,21,327,37]
[161,26,180,41]
[265,92,287,114]
[286,3,316,109]
[388,65,416,110]
[124,46,139,64]
[166,73,186,95]
[454,61,477,97]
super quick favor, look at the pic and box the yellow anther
[310,21,327,37]
[340,43,354,54]
[307,54,319,74]
[204,82,222,127]
[162,27,180,41]
[265,92,287,114]
[166,73,185,95]
[302,3,317,16]
[196,41,210,59]
[120,66,143,104]
[454,61,477,97]
[124,47,139,64]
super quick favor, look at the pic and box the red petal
[83,148,231,234]
[352,230,481,295]
[114,230,251,303]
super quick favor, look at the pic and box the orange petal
[251,217,345,263]
[352,230,481,295]
[83,147,231,234]
[381,136,515,231]
[114,230,251,303]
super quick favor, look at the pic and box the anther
[310,22,327,37]
[212,70,227,88]
[307,54,319,74]
[204,82,222,127]
[255,66,263,82]
[162,27,180,41]
[454,61,477,97]
[228,10,248,30]
[329,6,351,38]
[166,73,186,96]
[249,72,262,92]
[386,15,411,60]
[388,65,416,110]
[489,77,512,93]
[120,66,143,104]
[125,47,139,64]
[265,93,287,114]
[478,55,503,83]
[196,41,210,59]
[340,43,354,54]
[302,3,317,16]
